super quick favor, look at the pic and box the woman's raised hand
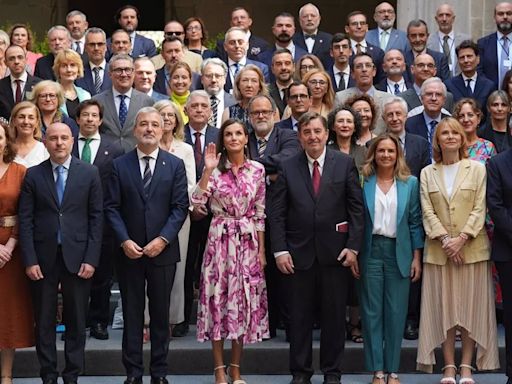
[203,142,221,171]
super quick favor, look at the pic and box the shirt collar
[51,155,72,170]
[378,26,392,34]
[136,147,159,161]
[10,71,28,83]
[256,128,273,141]
[423,111,442,126]
[113,87,133,99]
[78,131,101,140]
[275,41,295,51]
[189,125,207,135]
[303,29,318,37]
[305,146,327,166]
[438,30,454,40]
[350,38,367,49]
[462,73,478,82]
[228,57,247,66]
[333,65,350,76]
[387,78,404,87]
[90,60,106,70]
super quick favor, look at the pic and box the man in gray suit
[93,54,154,153]
[335,52,392,135]
[426,4,470,77]
[366,2,409,53]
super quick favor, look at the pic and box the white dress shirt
[137,147,159,178]
[190,125,208,150]
[461,73,478,93]
[372,181,397,238]
[303,29,318,53]
[78,132,101,163]
[113,87,133,115]
[10,71,28,101]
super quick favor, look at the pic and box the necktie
[233,63,240,76]
[209,95,218,127]
[312,160,321,196]
[380,30,389,50]
[466,79,473,95]
[75,41,81,54]
[14,79,22,103]
[194,131,203,172]
[394,83,400,95]
[304,34,316,39]
[442,35,451,66]
[501,36,510,84]
[93,67,102,95]
[118,95,127,127]
[337,72,346,91]
[81,137,92,163]
[142,156,152,197]
[428,120,438,159]
[55,165,66,205]
[355,43,362,55]
[257,138,267,158]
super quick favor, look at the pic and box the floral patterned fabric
[467,138,496,165]
[193,160,269,343]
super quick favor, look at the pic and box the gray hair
[247,94,277,112]
[47,25,71,41]
[85,27,106,40]
[109,54,134,69]
[66,10,87,22]
[186,90,210,107]
[201,58,228,76]
[135,106,164,127]
[299,3,320,17]
[420,76,446,97]
[382,97,408,116]
[224,27,246,39]
[134,56,155,69]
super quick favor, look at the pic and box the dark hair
[115,5,140,24]
[184,17,208,46]
[502,70,512,97]
[285,80,312,99]
[161,35,183,50]
[352,51,375,66]
[327,105,363,145]
[331,32,350,48]
[346,10,367,26]
[8,23,35,51]
[247,94,277,112]
[297,111,327,132]
[455,40,479,57]
[0,123,17,163]
[275,11,294,19]
[407,19,428,34]
[345,93,378,131]
[76,99,104,120]
[217,118,250,173]
[272,48,292,60]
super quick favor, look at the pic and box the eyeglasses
[300,64,316,71]
[186,26,201,32]
[354,63,374,70]
[288,93,309,100]
[38,93,57,100]
[415,63,435,69]
[86,42,106,48]
[203,73,224,80]
[111,67,134,75]
[308,79,327,86]
[349,21,367,27]
[165,31,184,37]
[249,110,273,117]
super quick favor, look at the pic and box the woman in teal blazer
[358,133,424,384]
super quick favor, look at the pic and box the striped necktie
[209,95,218,126]
[142,156,152,197]
[257,138,267,158]
[93,67,102,95]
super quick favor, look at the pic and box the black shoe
[323,375,340,384]
[290,375,312,384]
[403,320,419,340]
[63,381,78,384]
[150,377,169,384]
[42,379,58,384]
[172,322,189,337]
[124,377,142,384]
[90,323,109,340]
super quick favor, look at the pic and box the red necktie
[15,80,22,103]
[194,131,203,169]
[312,160,321,196]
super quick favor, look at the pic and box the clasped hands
[122,237,167,259]
[441,235,466,266]
[25,262,95,281]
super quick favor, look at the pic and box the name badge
[504,60,512,69]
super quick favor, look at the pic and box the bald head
[435,4,456,34]
[45,123,74,163]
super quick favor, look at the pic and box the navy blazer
[255,45,308,81]
[270,149,364,270]
[487,149,512,261]
[349,42,386,84]
[215,34,271,62]
[477,121,512,153]
[75,61,112,96]
[0,74,42,119]
[105,149,189,266]
[184,124,219,180]
[19,157,103,274]
[404,49,451,82]
[275,117,295,131]
[375,76,413,93]
[445,73,496,111]
[327,67,356,92]
[34,53,56,80]
[107,33,157,59]
[224,58,270,93]
[477,32,500,89]
[292,30,333,67]
[404,133,431,179]
[405,112,451,141]
[268,83,287,116]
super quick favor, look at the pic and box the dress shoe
[403,321,418,340]
[123,377,142,384]
[171,322,189,337]
[506,377,512,384]
[90,323,109,340]
[42,379,58,384]
[63,381,77,384]
[150,377,169,384]
[323,375,341,384]
[290,375,312,384]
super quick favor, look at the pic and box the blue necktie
[394,83,400,95]
[55,165,66,244]
[142,156,152,197]
[118,94,127,128]
[428,120,438,159]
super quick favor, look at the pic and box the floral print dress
[193,160,269,343]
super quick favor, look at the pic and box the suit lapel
[248,133,258,158]
[364,175,376,225]
[265,128,278,155]
[299,152,315,200]
[61,158,78,207]
[451,159,471,200]
[105,91,122,133]
[431,163,449,203]
[318,150,335,198]
[147,150,165,198]
[42,160,59,206]
[396,179,407,224]
[125,91,141,129]
[127,150,146,201]
[93,140,109,165]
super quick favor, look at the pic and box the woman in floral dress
[193,118,268,384]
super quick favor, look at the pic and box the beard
[276,33,292,43]
[498,21,512,34]
[379,19,394,30]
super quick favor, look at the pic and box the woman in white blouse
[359,133,424,384]
[9,101,49,168]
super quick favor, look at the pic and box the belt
[0,215,17,227]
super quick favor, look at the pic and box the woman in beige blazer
[416,117,499,384]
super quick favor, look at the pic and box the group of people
[1,2,512,384]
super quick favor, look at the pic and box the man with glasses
[35,25,71,80]
[276,81,313,131]
[334,52,392,135]
[367,2,409,53]
[345,11,385,84]
[327,33,355,92]
[76,28,112,96]
[93,54,154,153]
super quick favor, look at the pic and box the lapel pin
[162,161,166,166]
[319,39,323,43]
[104,151,109,156]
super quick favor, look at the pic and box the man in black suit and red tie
[72,99,124,340]
[19,122,103,384]
[270,112,364,384]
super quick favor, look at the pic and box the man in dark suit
[133,57,168,101]
[446,40,496,117]
[222,27,270,94]
[19,122,103,384]
[293,3,332,67]
[327,33,355,93]
[477,2,512,89]
[276,81,312,131]
[247,94,300,338]
[109,30,132,57]
[215,7,270,61]
[66,10,88,56]
[108,5,157,58]
[0,44,41,119]
[172,90,219,337]
[344,11,386,84]
[270,112,364,384]
[405,77,451,146]
[76,28,112,97]
[35,26,71,80]
[72,100,124,340]
[404,19,451,82]
[93,54,154,153]
[487,148,512,384]
[376,49,413,94]
[268,49,295,116]
[106,107,188,384]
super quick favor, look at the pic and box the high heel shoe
[214,365,228,384]
[1,376,13,384]
[458,364,475,384]
[440,365,457,384]
[227,364,247,384]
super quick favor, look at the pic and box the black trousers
[495,261,512,378]
[31,248,91,382]
[285,261,349,379]
[117,255,176,378]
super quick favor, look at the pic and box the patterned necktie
[118,94,127,127]
[394,83,400,95]
[93,67,102,95]
[234,63,240,76]
[380,30,389,50]
[14,79,22,103]
[442,35,451,66]
[428,120,438,159]
[142,156,152,197]
[257,138,267,158]
[312,160,321,196]
[209,95,218,127]
[194,131,203,172]
[81,137,92,163]
[75,41,81,54]
[337,72,346,91]
[466,79,473,95]
[355,43,362,55]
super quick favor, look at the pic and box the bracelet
[439,234,450,243]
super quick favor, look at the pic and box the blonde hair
[432,117,469,163]
[30,80,65,122]
[9,101,43,140]
[233,64,268,102]
[53,49,85,80]
[361,133,411,181]
[302,68,335,111]
[153,100,185,141]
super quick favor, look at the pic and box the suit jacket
[375,76,413,93]
[360,175,424,278]
[75,61,112,96]
[404,132,431,179]
[398,87,455,113]
[255,44,308,78]
[92,88,154,153]
[405,112,451,141]
[477,32,500,88]
[334,87,393,135]
[427,31,471,76]
[215,34,270,61]
[487,148,512,261]
[150,90,169,102]
[268,83,288,116]
[105,149,189,266]
[270,149,364,270]
[404,49,451,82]
[19,157,103,274]
[184,124,219,180]
[224,58,269,93]
[34,53,56,80]
[327,67,356,92]
[292,30,333,67]
[0,73,42,119]
[275,117,295,131]
[445,73,496,111]
[107,33,157,59]
[477,121,512,153]
[366,28,410,53]
[420,159,489,265]
[350,42,386,84]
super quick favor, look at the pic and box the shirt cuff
[274,251,289,259]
